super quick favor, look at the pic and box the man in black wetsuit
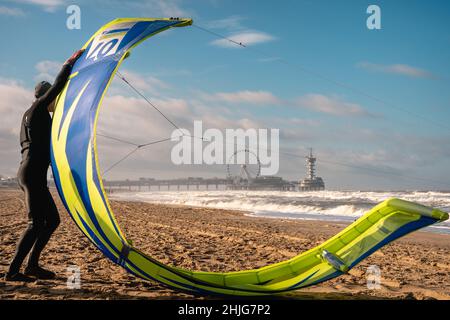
[5,49,84,282]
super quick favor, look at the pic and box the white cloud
[99,95,172,142]
[286,118,320,127]
[205,15,246,31]
[205,15,275,51]
[0,78,33,176]
[202,90,281,105]
[97,93,199,176]
[295,94,375,117]
[34,60,62,82]
[11,0,190,15]
[119,70,170,96]
[35,60,61,74]
[123,0,191,17]
[155,0,189,17]
[357,62,437,79]
[99,94,192,142]
[211,31,275,48]
[0,6,25,16]
[8,0,66,12]
[151,97,189,114]
[2,63,446,187]
[0,78,33,134]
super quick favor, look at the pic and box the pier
[103,176,298,192]
[104,177,230,192]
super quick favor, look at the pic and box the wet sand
[1,188,449,300]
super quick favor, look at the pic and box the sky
[0,0,449,190]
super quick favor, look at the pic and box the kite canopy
[50,18,449,296]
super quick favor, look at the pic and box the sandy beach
[0,187,449,300]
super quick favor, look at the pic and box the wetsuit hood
[34,81,52,98]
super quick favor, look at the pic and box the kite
[50,18,448,296]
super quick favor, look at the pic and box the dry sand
[1,188,449,300]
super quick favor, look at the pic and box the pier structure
[225,149,296,191]
[226,176,296,191]
[299,148,325,191]
[103,176,297,192]
[103,177,229,193]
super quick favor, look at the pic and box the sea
[110,190,450,235]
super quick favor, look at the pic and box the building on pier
[299,148,325,191]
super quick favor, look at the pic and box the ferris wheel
[226,149,261,186]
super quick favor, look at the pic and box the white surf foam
[110,190,450,234]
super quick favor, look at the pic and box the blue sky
[0,0,449,190]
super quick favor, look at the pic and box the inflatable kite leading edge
[50,18,449,296]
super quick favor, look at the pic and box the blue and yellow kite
[50,18,448,296]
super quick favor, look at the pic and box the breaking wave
[111,190,450,234]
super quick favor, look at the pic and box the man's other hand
[65,49,85,66]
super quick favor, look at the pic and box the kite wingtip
[432,209,449,222]
[385,197,448,221]
[170,17,193,26]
